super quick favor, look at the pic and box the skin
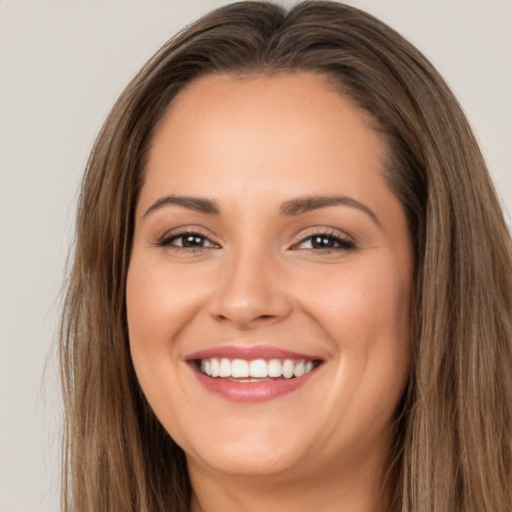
[126,72,414,512]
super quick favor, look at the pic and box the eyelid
[152,225,356,252]
[155,225,221,248]
[290,227,357,251]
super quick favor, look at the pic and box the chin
[189,446,308,479]
[177,422,317,479]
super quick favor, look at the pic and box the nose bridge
[210,239,290,328]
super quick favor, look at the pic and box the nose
[209,248,292,330]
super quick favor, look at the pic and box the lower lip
[190,365,320,403]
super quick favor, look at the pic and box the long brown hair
[60,2,512,511]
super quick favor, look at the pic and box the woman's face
[127,73,413,482]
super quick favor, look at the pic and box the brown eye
[311,235,337,249]
[159,232,217,249]
[295,233,356,251]
[181,234,209,247]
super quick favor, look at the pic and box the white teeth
[210,358,219,377]
[231,359,249,378]
[282,360,294,379]
[249,359,267,378]
[268,359,282,377]
[199,357,317,379]
[219,358,231,377]
[293,361,305,378]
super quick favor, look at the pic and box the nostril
[209,288,293,329]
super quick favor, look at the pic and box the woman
[60,1,512,511]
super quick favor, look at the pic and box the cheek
[125,253,224,412]
[302,258,412,350]
[125,258,200,442]
[125,257,190,388]
[300,258,412,422]
[126,256,209,350]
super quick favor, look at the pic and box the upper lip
[184,344,322,361]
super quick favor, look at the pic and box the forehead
[143,72,389,200]
[154,72,381,147]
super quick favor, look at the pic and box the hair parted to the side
[60,2,512,511]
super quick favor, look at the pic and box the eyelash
[157,229,218,251]
[157,229,356,253]
[291,231,356,252]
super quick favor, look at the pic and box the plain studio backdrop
[1,1,510,511]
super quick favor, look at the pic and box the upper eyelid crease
[158,232,218,249]
[159,228,217,243]
[295,232,356,248]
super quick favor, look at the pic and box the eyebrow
[143,195,220,217]
[143,194,379,225]
[280,195,380,225]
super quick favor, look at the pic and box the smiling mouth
[186,346,324,402]
[193,357,323,381]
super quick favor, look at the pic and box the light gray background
[1,1,510,511]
